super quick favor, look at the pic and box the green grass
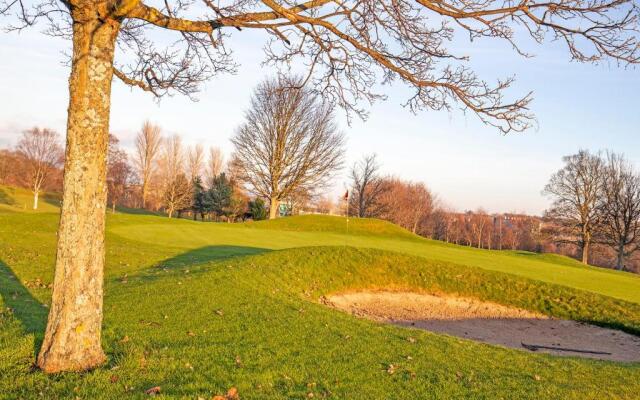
[0,185,61,213]
[105,213,640,304]
[1,188,640,398]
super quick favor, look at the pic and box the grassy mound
[247,214,418,238]
[2,244,640,399]
[0,185,60,213]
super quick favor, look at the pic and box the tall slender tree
[3,0,638,373]
[207,147,225,187]
[188,143,205,183]
[134,121,162,209]
[159,135,191,218]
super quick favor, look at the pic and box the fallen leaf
[187,331,196,337]
[226,387,239,399]
[110,375,119,383]
[533,375,541,381]
[144,386,161,395]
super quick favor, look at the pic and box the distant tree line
[0,124,269,221]
[346,152,640,273]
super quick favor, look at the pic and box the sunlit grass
[1,189,640,398]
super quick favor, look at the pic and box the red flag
[343,190,349,201]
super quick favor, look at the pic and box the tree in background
[315,196,335,215]
[207,147,225,187]
[470,209,490,249]
[191,176,209,221]
[598,153,640,270]
[160,135,191,218]
[188,144,205,183]
[0,149,12,185]
[248,198,267,221]
[163,174,192,218]
[16,128,63,210]
[350,154,387,218]
[5,0,637,373]
[227,187,249,222]
[208,173,233,220]
[134,121,162,209]
[106,135,132,213]
[378,178,434,234]
[544,150,604,264]
[232,76,345,219]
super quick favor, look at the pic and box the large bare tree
[134,121,162,208]
[598,152,640,270]
[16,128,63,210]
[2,0,638,373]
[231,76,345,219]
[349,154,387,218]
[543,150,604,264]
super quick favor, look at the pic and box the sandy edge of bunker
[323,291,640,362]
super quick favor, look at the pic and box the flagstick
[345,191,349,247]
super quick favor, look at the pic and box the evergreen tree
[191,176,209,220]
[248,198,267,221]
[208,173,232,220]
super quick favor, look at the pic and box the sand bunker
[324,291,640,362]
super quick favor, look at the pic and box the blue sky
[1,23,638,215]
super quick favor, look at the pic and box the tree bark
[141,180,148,209]
[581,239,590,264]
[616,244,625,270]
[269,197,279,219]
[37,11,119,373]
[33,190,39,210]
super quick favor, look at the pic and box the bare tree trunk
[37,14,119,373]
[581,240,590,264]
[141,180,148,209]
[616,244,625,270]
[33,190,39,210]
[269,197,279,219]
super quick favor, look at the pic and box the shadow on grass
[160,245,269,267]
[0,259,48,350]
[41,192,61,208]
[0,188,16,206]
[113,206,166,216]
[133,245,271,283]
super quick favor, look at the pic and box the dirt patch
[325,291,640,362]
